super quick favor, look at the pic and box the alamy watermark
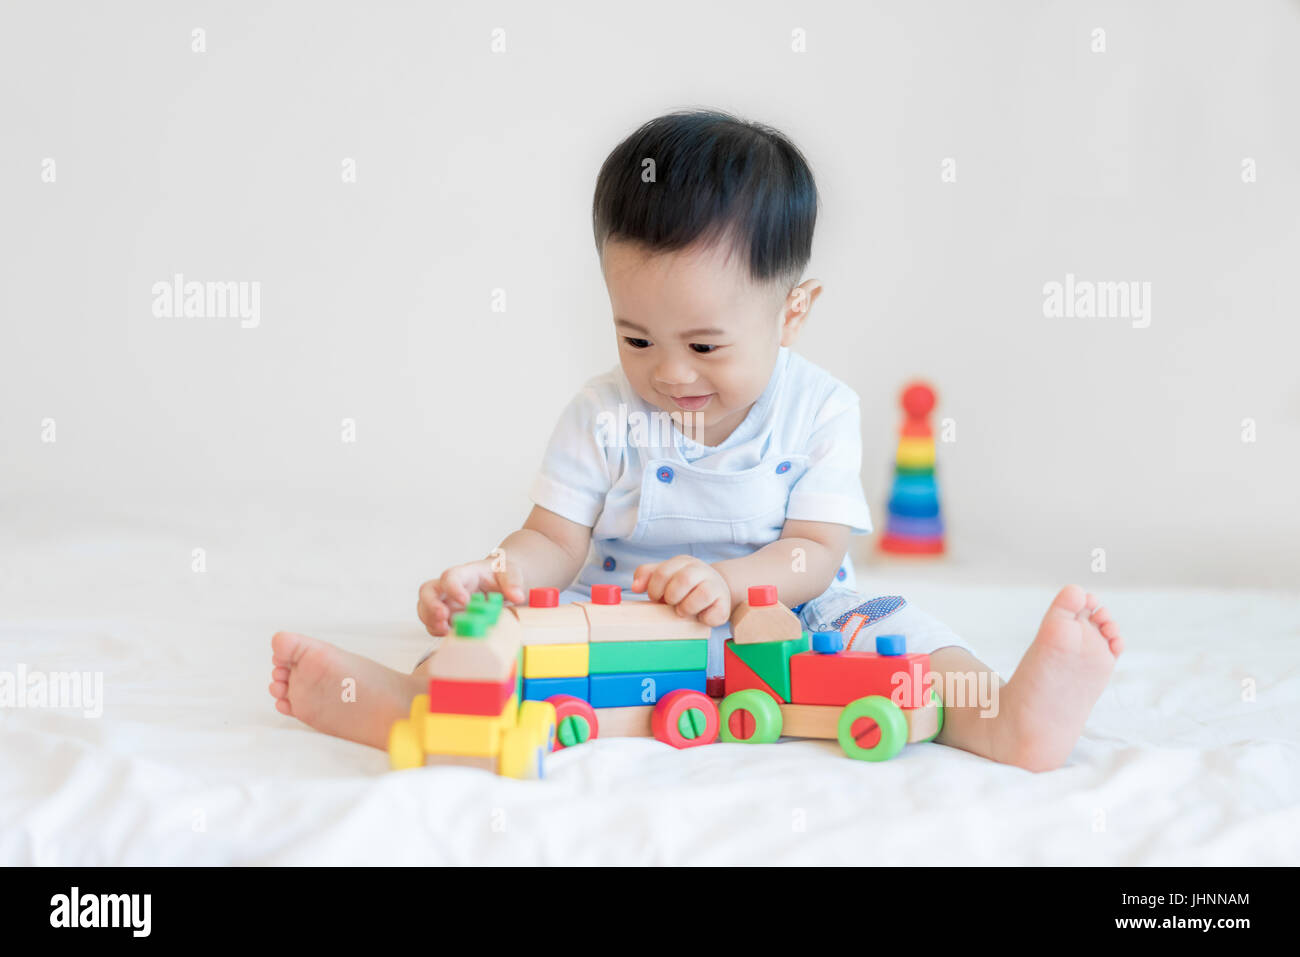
[1,664,103,718]
[151,273,261,329]
[595,404,705,447]
[1043,273,1151,329]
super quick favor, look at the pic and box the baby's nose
[653,359,697,385]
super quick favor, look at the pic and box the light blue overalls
[554,447,916,676]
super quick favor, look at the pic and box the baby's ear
[779,280,823,346]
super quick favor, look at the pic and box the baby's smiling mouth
[667,394,713,411]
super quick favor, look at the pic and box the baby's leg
[932,585,1124,771]
[268,632,427,750]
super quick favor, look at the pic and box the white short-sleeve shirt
[529,347,873,600]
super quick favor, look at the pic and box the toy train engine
[386,585,942,776]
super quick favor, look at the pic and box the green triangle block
[728,631,810,702]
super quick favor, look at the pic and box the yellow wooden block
[522,642,590,679]
[895,437,935,469]
[593,705,654,738]
[422,695,518,756]
[388,718,423,770]
[778,703,840,739]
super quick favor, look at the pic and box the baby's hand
[631,556,731,627]
[416,557,526,637]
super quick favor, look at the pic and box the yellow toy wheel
[388,719,423,770]
[499,726,545,780]
[518,700,557,752]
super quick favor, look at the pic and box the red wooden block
[747,585,778,606]
[724,641,785,703]
[427,663,516,716]
[789,651,931,708]
[879,534,945,555]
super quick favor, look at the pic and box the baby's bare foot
[268,631,421,750]
[989,585,1124,772]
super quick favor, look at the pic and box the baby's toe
[1100,623,1124,657]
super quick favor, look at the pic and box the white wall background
[2,0,1297,589]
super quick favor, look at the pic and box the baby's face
[602,238,791,446]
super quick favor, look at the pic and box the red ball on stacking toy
[901,382,936,420]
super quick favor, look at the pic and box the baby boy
[268,110,1124,771]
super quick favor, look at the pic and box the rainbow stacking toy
[879,381,945,555]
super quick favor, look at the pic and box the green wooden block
[588,640,709,674]
[468,592,502,624]
[728,631,809,701]
[453,612,487,637]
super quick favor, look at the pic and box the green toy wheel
[837,695,908,761]
[719,689,783,744]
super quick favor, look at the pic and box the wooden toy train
[387,584,943,778]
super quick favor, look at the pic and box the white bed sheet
[2,495,1297,865]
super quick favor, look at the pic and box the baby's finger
[417,580,442,620]
[630,562,659,592]
[417,598,443,637]
[662,566,704,607]
[675,581,717,618]
[699,597,730,627]
[493,565,526,605]
[439,568,473,607]
[646,556,693,602]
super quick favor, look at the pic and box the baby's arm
[416,505,591,636]
[714,519,852,609]
[631,519,851,626]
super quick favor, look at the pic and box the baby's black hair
[592,109,818,296]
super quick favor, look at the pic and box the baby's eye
[623,337,651,349]
[690,343,718,354]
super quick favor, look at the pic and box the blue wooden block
[875,634,907,656]
[522,676,589,702]
[588,670,707,708]
[884,514,945,538]
[812,630,844,654]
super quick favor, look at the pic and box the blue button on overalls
[657,466,674,483]
[603,556,616,571]
[776,461,791,474]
